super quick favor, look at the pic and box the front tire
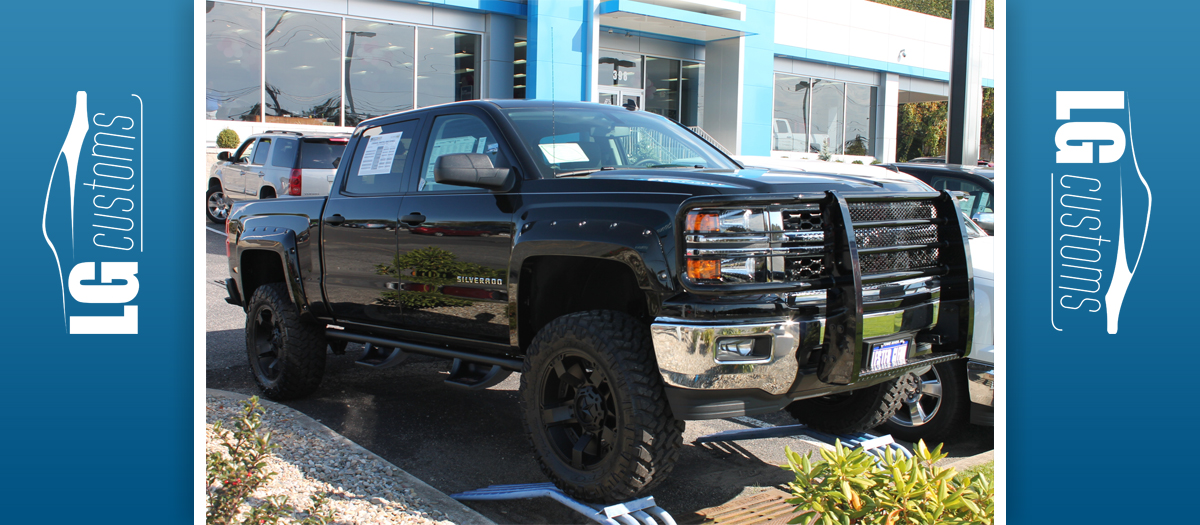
[245,283,326,400]
[206,186,229,224]
[520,310,684,503]
[785,375,914,434]
[877,361,968,443]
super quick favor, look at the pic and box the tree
[869,0,994,29]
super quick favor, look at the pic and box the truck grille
[848,201,938,222]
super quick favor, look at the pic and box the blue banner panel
[0,1,192,522]
[1011,1,1195,522]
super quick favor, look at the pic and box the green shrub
[206,397,334,525]
[782,440,993,525]
[217,128,240,149]
[870,159,882,165]
[852,160,864,165]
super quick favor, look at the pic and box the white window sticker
[358,132,403,176]
[538,143,589,164]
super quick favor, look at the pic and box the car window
[343,119,418,195]
[270,138,298,168]
[300,138,348,169]
[417,113,509,192]
[251,138,272,165]
[234,139,256,163]
[930,176,992,216]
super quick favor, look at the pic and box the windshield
[502,106,738,178]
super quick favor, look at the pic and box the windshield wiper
[556,166,621,177]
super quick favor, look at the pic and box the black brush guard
[676,190,973,386]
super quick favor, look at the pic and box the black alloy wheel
[539,351,620,471]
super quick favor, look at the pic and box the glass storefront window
[772,73,878,157]
[844,84,876,156]
[417,29,480,108]
[680,61,703,127]
[264,9,342,125]
[644,57,681,121]
[811,79,845,155]
[206,3,261,121]
[344,20,415,126]
[772,74,810,153]
[597,51,642,89]
[513,39,527,99]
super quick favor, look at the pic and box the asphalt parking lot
[205,226,992,524]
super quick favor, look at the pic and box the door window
[931,176,993,216]
[342,119,419,195]
[417,114,509,192]
[251,138,272,165]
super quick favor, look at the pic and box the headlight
[681,205,826,287]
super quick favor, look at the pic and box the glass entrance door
[599,89,642,111]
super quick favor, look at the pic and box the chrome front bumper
[650,300,940,397]
[966,359,995,407]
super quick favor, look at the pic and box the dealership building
[204,0,994,162]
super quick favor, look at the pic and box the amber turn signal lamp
[685,211,719,233]
[687,259,721,280]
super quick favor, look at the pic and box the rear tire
[245,283,326,400]
[520,310,684,503]
[786,375,914,434]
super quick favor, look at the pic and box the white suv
[206,131,349,223]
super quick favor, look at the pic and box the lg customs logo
[1052,91,1152,334]
[42,92,142,334]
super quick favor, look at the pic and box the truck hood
[579,167,931,194]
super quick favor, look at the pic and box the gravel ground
[205,393,475,525]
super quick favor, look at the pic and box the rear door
[244,137,274,198]
[322,118,421,328]
[391,109,518,344]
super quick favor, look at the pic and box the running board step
[354,343,409,369]
[444,358,511,390]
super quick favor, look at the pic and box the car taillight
[288,168,302,196]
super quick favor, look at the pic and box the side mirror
[217,151,231,162]
[434,153,511,190]
[972,212,995,234]
[332,156,341,169]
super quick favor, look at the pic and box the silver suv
[206,130,350,223]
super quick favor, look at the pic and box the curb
[940,449,994,472]
[206,388,496,525]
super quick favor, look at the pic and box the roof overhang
[598,0,754,42]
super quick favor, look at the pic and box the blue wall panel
[527,1,590,101]
[738,0,776,156]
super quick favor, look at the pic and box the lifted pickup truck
[224,100,973,503]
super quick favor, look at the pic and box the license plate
[867,339,908,372]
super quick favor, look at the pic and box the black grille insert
[848,201,938,222]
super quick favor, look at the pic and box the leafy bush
[852,160,864,165]
[217,128,240,149]
[870,159,882,165]
[782,440,993,525]
[207,396,334,525]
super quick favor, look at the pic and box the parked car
[905,156,994,168]
[224,101,973,502]
[206,130,350,223]
[878,217,994,443]
[883,163,995,234]
[737,156,996,444]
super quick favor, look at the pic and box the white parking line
[206,226,227,237]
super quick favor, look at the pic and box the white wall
[774,0,994,80]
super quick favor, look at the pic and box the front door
[322,118,421,328]
[392,109,518,344]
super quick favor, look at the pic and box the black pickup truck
[223,100,973,503]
